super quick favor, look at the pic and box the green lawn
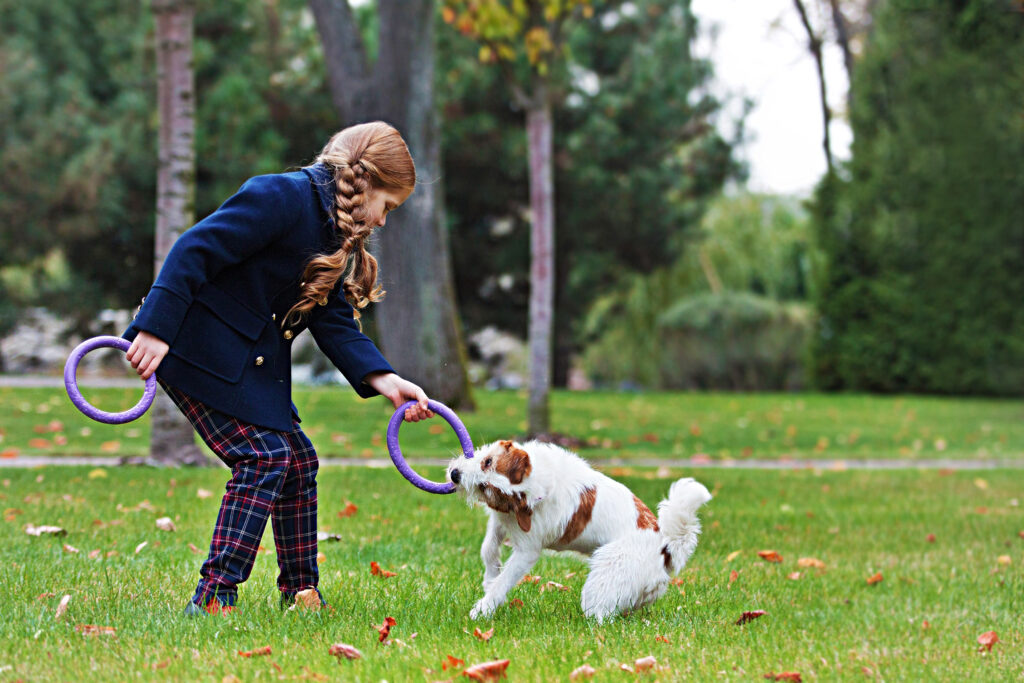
[2,386,1024,462]
[0,466,1021,681]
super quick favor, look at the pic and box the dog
[447,439,712,622]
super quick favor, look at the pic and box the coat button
[255,356,264,366]
[272,313,276,321]
[283,330,293,340]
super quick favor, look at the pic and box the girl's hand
[365,372,434,422]
[126,330,170,380]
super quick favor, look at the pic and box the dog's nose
[450,468,461,484]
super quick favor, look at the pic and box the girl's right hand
[126,330,169,380]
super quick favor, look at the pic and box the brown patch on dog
[481,484,532,532]
[634,495,659,532]
[556,487,597,545]
[495,443,532,485]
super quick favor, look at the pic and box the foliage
[0,465,1022,680]
[809,0,1024,395]
[580,194,815,390]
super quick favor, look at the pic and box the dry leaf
[75,624,116,636]
[377,616,397,642]
[977,631,999,652]
[63,543,79,554]
[462,659,510,681]
[796,557,825,569]
[28,438,51,449]
[655,635,670,643]
[634,656,657,672]
[36,592,55,600]
[736,610,767,625]
[726,550,742,562]
[764,672,802,682]
[338,501,358,518]
[758,550,783,563]
[370,561,397,578]
[922,620,930,630]
[541,581,569,592]
[442,655,465,671]
[328,643,362,660]
[54,594,71,620]
[509,598,524,608]
[473,627,495,642]
[316,552,327,564]
[926,533,936,543]
[25,524,66,537]
[99,441,121,452]
[155,517,176,532]
[87,468,107,479]
[519,574,541,584]
[787,572,802,580]
[729,569,739,585]
[997,555,1011,566]
[293,588,322,611]
[570,664,596,680]
[197,488,213,499]
[135,541,148,554]
[866,572,883,585]
[188,543,200,554]
[237,646,272,657]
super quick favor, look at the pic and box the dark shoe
[184,595,236,617]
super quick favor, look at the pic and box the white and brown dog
[447,439,711,622]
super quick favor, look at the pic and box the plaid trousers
[159,380,319,606]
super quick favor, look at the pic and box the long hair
[284,121,416,328]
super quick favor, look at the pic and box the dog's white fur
[447,439,711,622]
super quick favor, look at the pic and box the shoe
[184,595,236,617]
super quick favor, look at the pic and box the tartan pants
[159,380,319,606]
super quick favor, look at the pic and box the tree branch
[792,0,833,174]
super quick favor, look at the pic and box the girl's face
[363,186,412,229]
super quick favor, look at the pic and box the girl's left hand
[365,372,434,422]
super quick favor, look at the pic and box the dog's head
[448,439,535,532]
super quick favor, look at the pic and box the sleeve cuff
[131,285,191,345]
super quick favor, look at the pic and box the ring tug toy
[65,336,473,493]
[387,399,474,494]
[64,336,156,424]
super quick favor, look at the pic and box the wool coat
[123,163,394,432]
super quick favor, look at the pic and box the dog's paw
[470,598,497,620]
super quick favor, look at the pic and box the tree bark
[827,0,855,113]
[149,0,207,466]
[793,0,834,175]
[526,98,555,436]
[310,0,474,409]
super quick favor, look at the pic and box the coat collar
[301,162,336,229]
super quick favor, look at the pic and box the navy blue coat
[123,163,394,432]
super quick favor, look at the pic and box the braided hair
[284,121,416,328]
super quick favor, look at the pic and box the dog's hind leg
[470,545,541,619]
[581,535,668,623]
[480,515,506,591]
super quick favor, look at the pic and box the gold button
[271,313,276,321]
[255,356,264,366]
[318,297,328,306]
[283,330,293,340]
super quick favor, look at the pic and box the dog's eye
[482,457,492,469]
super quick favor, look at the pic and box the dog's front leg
[470,545,540,619]
[480,515,506,591]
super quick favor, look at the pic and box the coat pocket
[170,283,269,383]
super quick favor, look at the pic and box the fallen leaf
[28,438,51,449]
[978,631,999,652]
[75,624,116,636]
[54,594,71,620]
[655,635,670,643]
[442,655,465,671]
[377,616,397,642]
[634,656,657,672]
[570,664,596,680]
[736,610,767,625]
[997,555,1011,566]
[316,552,327,564]
[1,448,20,459]
[237,646,272,657]
[155,517,176,532]
[328,643,362,660]
[764,672,802,682]
[725,550,742,562]
[519,574,540,584]
[866,572,883,585]
[135,541,148,554]
[99,441,120,452]
[63,543,79,554]
[473,627,495,642]
[922,620,930,630]
[729,569,739,585]
[338,501,358,518]
[462,659,510,681]
[370,561,397,578]
[541,581,569,592]
[188,543,200,554]
[974,478,989,490]
[787,572,802,580]
[796,557,825,569]
[36,592,55,600]
[25,524,66,537]
[88,550,101,559]
[509,598,524,608]
[196,488,213,499]
[758,550,783,563]
[293,588,322,611]
[926,533,936,543]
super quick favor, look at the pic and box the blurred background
[1,0,1021,415]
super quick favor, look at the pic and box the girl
[124,121,433,615]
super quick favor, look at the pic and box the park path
[2,455,1023,470]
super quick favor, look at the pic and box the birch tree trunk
[526,98,555,436]
[149,0,206,466]
[310,0,474,410]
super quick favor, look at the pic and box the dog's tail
[657,477,712,574]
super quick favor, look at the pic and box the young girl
[124,121,433,615]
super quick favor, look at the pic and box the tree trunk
[793,0,834,175]
[310,0,474,410]
[149,0,207,466]
[526,98,555,436]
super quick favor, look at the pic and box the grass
[2,386,1024,462]
[0,465,1021,681]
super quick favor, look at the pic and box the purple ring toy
[386,399,474,494]
[64,336,157,424]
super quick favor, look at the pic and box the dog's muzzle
[449,468,461,485]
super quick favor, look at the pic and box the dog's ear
[497,443,532,485]
[512,493,532,532]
